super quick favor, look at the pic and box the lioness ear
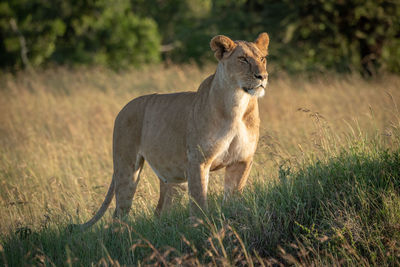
[210,35,236,60]
[255,32,269,55]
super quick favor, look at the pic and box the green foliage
[196,0,400,74]
[131,0,214,63]
[0,0,66,68]
[129,0,400,74]
[1,0,399,73]
[54,0,160,68]
[273,0,400,74]
[0,0,160,70]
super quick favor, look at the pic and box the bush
[199,0,400,74]
[0,0,160,70]
[0,0,66,69]
[1,0,399,73]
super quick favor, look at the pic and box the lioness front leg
[224,160,253,200]
[187,163,210,215]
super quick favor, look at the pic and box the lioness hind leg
[114,155,144,218]
[155,181,187,216]
[224,160,253,200]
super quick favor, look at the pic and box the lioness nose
[254,73,267,80]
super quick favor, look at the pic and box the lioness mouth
[242,85,264,94]
[242,87,251,93]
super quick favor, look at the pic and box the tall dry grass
[0,66,399,233]
[0,66,399,265]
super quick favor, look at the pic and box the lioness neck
[209,64,256,120]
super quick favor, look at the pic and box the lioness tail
[79,177,115,231]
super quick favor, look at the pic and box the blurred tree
[131,0,213,63]
[271,0,400,74]
[0,0,399,73]
[54,0,160,68]
[0,0,66,69]
[202,0,400,74]
[0,0,160,70]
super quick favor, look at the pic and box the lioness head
[210,33,269,97]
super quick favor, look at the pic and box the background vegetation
[0,67,399,265]
[1,0,400,73]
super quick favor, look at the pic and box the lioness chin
[79,33,270,230]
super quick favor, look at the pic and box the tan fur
[79,33,270,230]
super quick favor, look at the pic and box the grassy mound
[2,144,399,266]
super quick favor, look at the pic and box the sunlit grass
[0,66,399,265]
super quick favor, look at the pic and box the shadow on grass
[1,148,400,266]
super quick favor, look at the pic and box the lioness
[79,33,269,230]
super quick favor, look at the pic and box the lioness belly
[146,159,187,183]
[141,139,187,183]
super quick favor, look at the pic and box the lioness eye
[239,57,248,63]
